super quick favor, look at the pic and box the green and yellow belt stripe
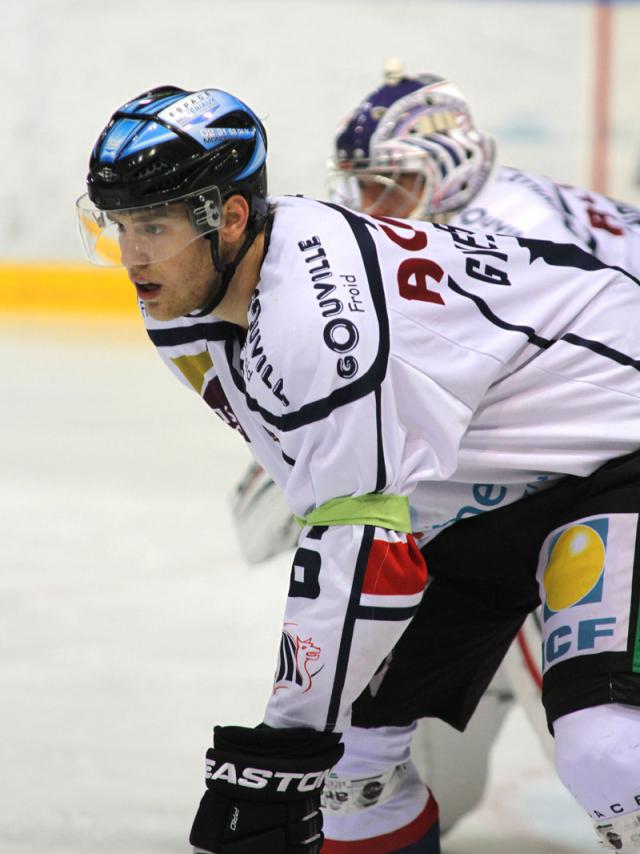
[295,493,412,532]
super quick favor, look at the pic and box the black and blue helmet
[87,85,267,214]
[78,86,269,279]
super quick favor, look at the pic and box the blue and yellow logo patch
[542,519,608,620]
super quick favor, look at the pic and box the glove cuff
[205,726,343,803]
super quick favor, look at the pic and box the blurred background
[1,1,638,852]
[1,0,639,269]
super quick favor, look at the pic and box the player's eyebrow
[107,206,184,224]
[130,207,180,221]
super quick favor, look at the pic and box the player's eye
[141,222,164,236]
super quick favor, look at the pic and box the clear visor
[75,184,224,268]
[327,159,426,219]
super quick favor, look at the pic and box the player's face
[358,172,425,218]
[116,206,221,320]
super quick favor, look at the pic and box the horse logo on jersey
[273,624,324,694]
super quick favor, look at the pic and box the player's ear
[220,194,250,243]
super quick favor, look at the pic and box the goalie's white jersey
[144,194,640,732]
[455,165,640,271]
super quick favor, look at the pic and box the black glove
[190,724,344,854]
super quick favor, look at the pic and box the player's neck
[212,230,266,329]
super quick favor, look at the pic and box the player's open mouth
[134,282,162,299]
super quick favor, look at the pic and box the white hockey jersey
[456,165,640,271]
[411,167,640,535]
[144,194,640,733]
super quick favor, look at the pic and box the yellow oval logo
[543,525,605,612]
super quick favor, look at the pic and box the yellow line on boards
[0,262,139,316]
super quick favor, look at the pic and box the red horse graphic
[295,636,321,693]
[273,627,324,693]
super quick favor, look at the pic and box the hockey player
[231,64,640,847]
[78,85,640,854]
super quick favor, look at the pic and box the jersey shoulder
[142,303,231,394]
[241,197,388,429]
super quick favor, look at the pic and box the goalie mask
[77,86,268,269]
[328,64,495,220]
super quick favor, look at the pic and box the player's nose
[119,233,151,268]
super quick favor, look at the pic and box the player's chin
[143,297,179,321]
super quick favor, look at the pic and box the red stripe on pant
[321,791,439,853]
[361,535,428,597]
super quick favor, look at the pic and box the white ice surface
[1,319,601,852]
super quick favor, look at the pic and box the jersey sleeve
[260,355,436,733]
[264,522,427,733]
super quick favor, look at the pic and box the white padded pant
[555,703,640,851]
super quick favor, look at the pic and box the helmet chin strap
[191,225,259,317]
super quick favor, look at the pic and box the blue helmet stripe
[235,130,266,181]
[121,123,178,158]
[99,118,144,163]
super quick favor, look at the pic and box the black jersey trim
[282,450,296,466]
[553,185,598,254]
[610,265,640,287]
[225,202,390,432]
[374,385,387,492]
[447,276,553,349]
[146,320,235,348]
[448,276,640,371]
[325,525,375,731]
[516,237,608,272]
[562,333,640,372]
[354,604,421,622]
